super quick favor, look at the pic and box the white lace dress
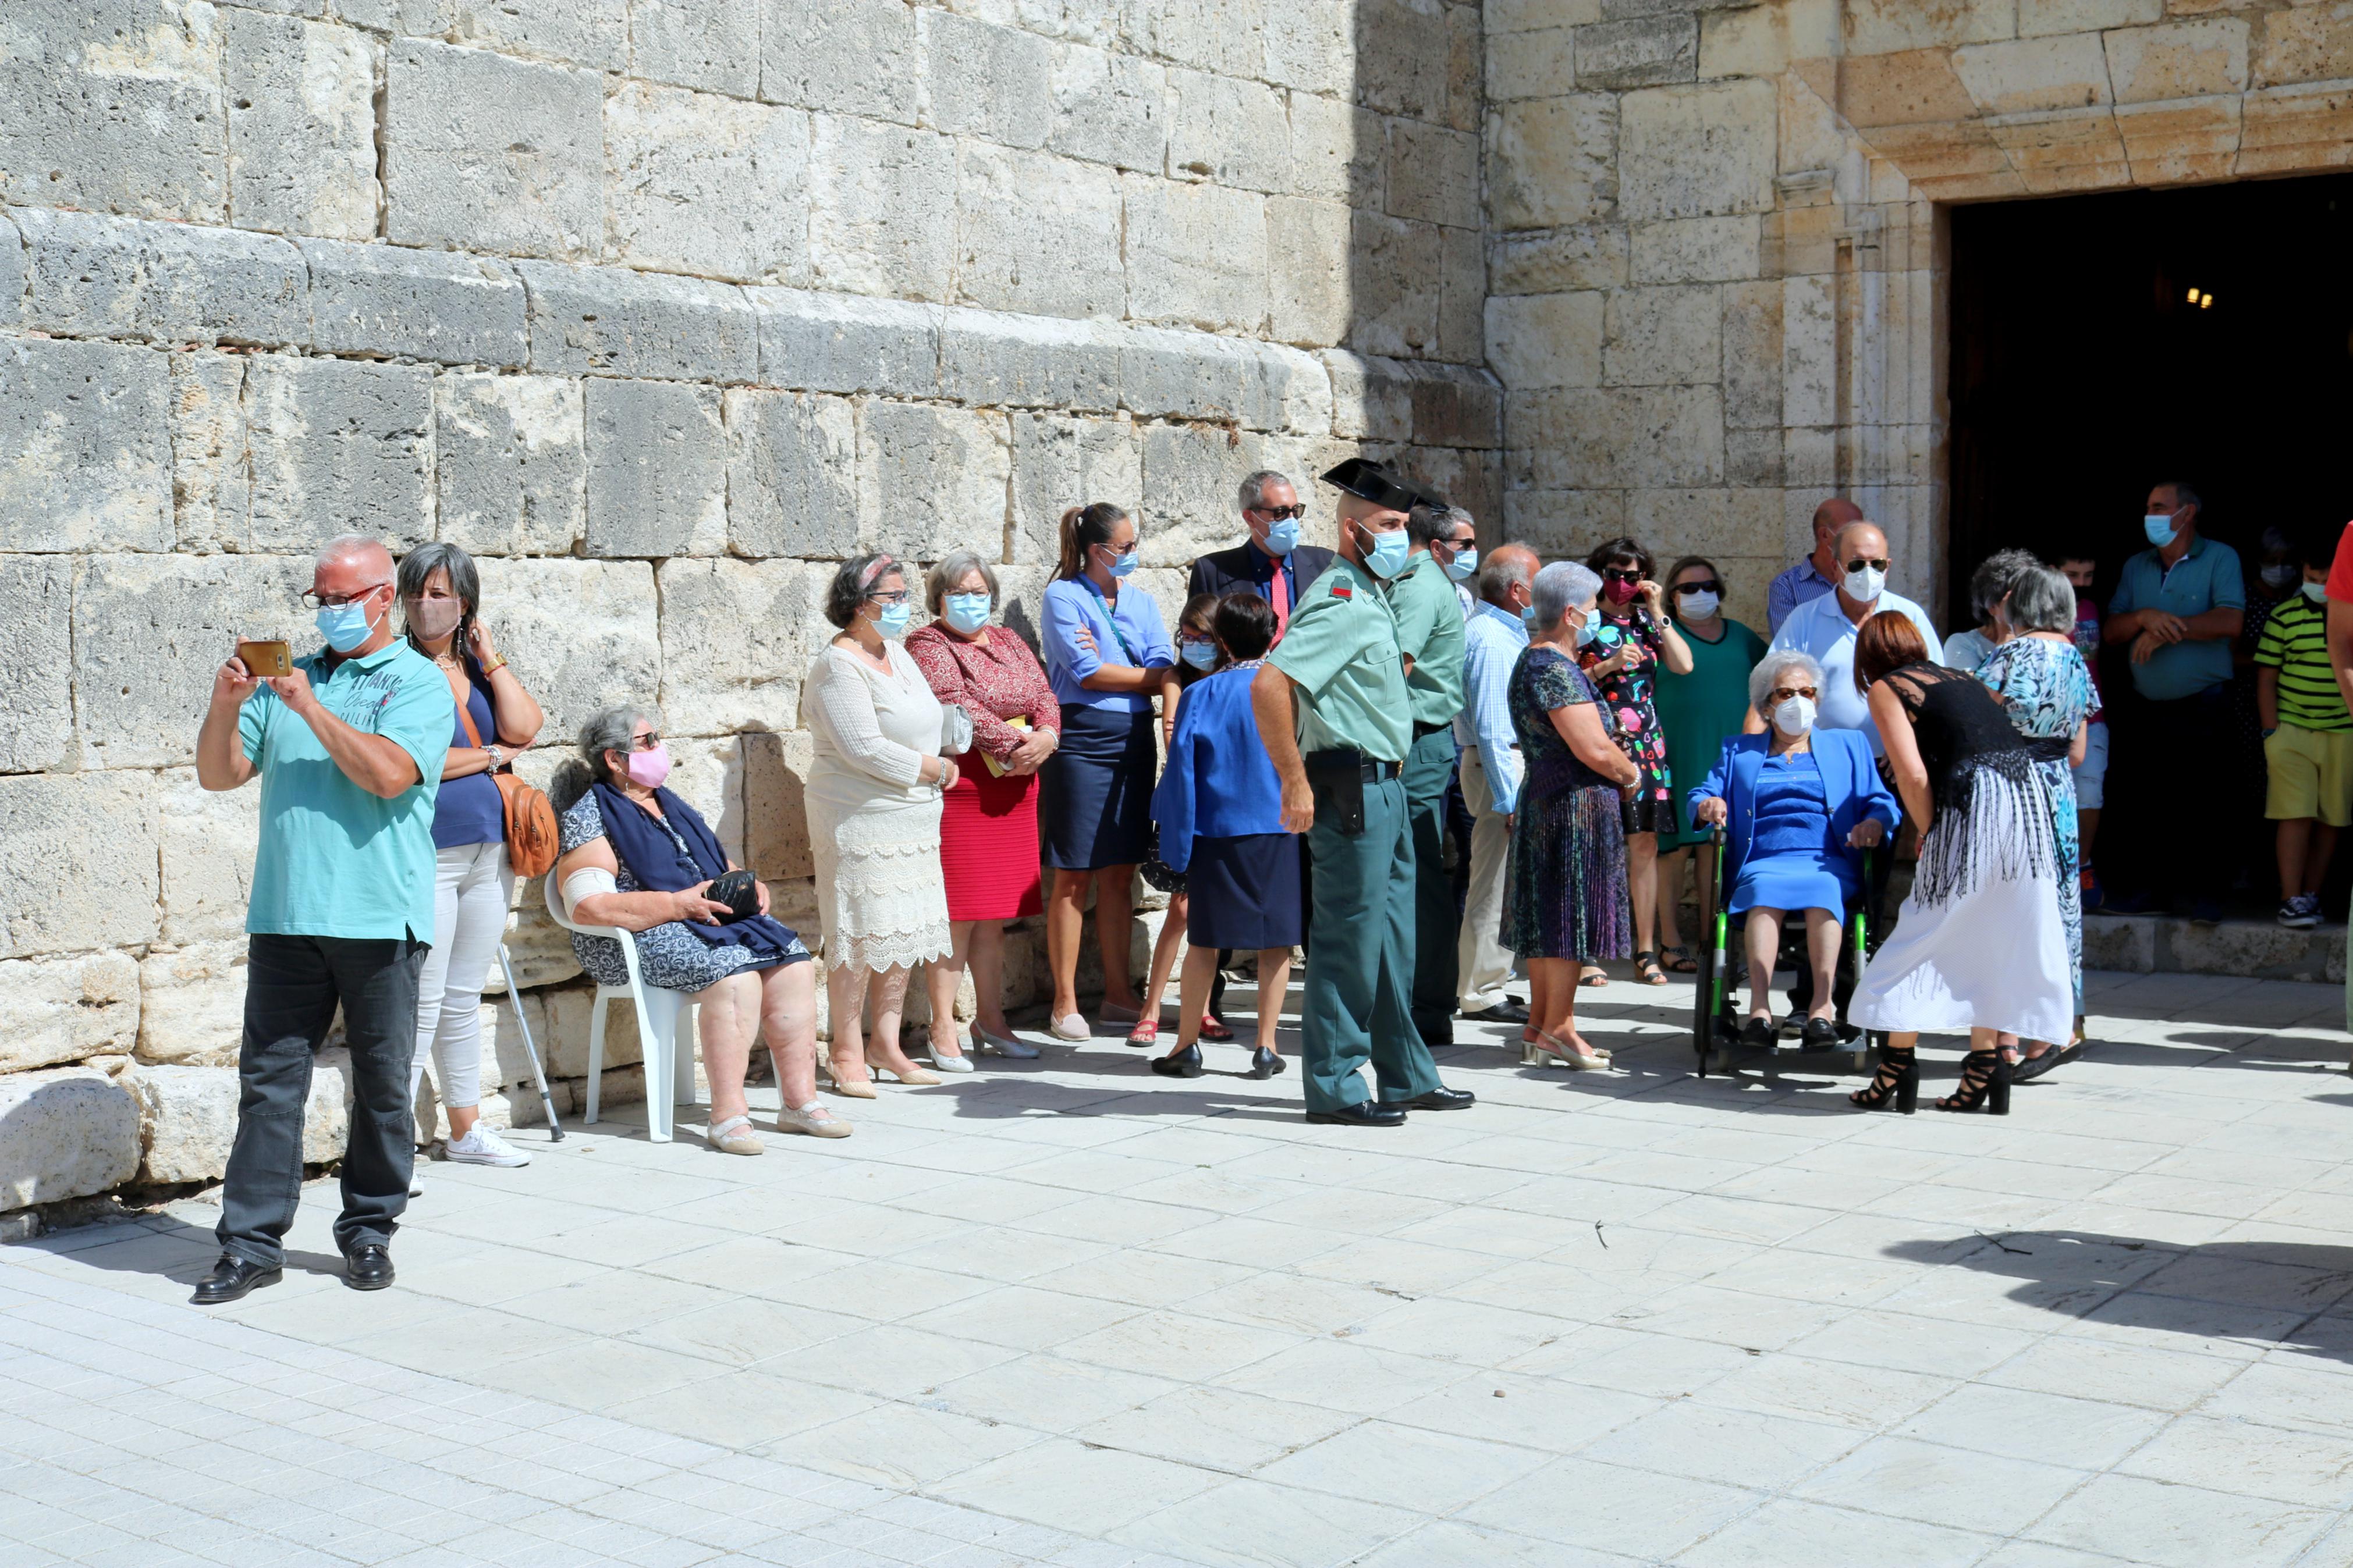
[799,642,953,974]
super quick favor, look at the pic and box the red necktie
[1269,562,1291,642]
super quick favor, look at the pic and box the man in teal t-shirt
[189,535,453,1303]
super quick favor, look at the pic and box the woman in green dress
[1653,557,1768,971]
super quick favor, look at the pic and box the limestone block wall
[0,0,1499,1214]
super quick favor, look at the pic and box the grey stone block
[523,262,761,382]
[333,0,452,28]
[584,379,728,558]
[1344,208,1442,358]
[246,355,435,551]
[1048,44,1167,174]
[0,557,73,771]
[18,209,310,349]
[302,239,528,366]
[1356,0,1453,120]
[940,308,1122,414]
[605,80,810,286]
[857,402,1010,561]
[630,0,760,97]
[1010,413,1140,566]
[1167,67,1293,194]
[158,768,259,947]
[472,557,661,741]
[1407,361,1505,450]
[0,211,23,326]
[1123,175,1269,334]
[435,372,587,557]
[1120,326,1330,431]
[0,771,159,958]
[0,952,140,1075]
[954,145,1126,321]
[723,387,858,560]
[1267,194,1351,347]
[656,556,829,736]
[0,1069,140,1210]
[1576,15,1699,89]
[385,39,604,260]
[168,351,252,554]
[1140,421,1321,568]
[226,9,381,241]
[1319,350,1415,444]
[924,11,1050,150]
[442,0,627,70]
[0,338,173,553]
[759,0,919,123]
[1437,222,1486,367]
[0,0,226,222]
[1387,119,1481,231]
[748,286,940,397]
[133,943,243,1066]
[808,116,956,301]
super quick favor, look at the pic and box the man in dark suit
[1187,470,1335,642]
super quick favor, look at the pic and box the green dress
[1654,617,1766,851]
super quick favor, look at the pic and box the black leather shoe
[345,1245,395,1291]
[1797,1015,1843,1050]
[1385,1086,1475,1111]
[1460,999,1531,1025]
[1245,1047,1286,1079]
[1306,1101,1407,1127]
[1736,1015,1776,1049]
[1413,1018,1456,1047]
[1150,1043,1204,1078]
[191,1254,280,1306]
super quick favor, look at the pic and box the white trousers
[411,841,514,1114]
[1455,747,1518,1008]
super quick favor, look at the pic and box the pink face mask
[625,744,672,789]
[1603,578,1642,606]
[406,596,462,639]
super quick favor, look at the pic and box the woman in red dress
[907,552,1061,1065]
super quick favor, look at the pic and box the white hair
[1532,561,1600,632]
[1748,649,1826,712]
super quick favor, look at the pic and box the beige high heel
[866,1056,941,1086]
[1526,1028,1610,1070]
[822,1057,878,1099]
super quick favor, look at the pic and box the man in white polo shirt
[1767,519,1944,756]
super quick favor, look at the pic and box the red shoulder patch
[1330,584,1352,599]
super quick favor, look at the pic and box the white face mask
[1774,695,1816,737]
[1678,590,1720,621]
[1843,565,1886,602]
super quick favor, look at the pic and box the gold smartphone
[236,639,293,677]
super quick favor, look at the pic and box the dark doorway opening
[1947,172,2353,628]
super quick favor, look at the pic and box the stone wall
[0,0,1497,1213]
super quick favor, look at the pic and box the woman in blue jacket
[1689,649,1900,1048]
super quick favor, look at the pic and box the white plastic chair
[543,870,699,1143]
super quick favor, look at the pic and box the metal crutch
[495,942,565,1142]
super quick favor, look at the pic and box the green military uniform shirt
[1390,552,1467,730]
[1268,554,1411,763]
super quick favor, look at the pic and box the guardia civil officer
[1393,503,1474,1044]
[1250,460,1476,1126]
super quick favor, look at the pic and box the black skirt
[1186,832,1304,950]
[1040,705,1157,870]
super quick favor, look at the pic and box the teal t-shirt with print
[238,639,454,940]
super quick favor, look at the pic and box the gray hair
[1749,649,1825,713]
[2006,564,2077,635]
[1531,561,1600,633]
[925,550,1000,615]
[1475,545,1535,606]
[1237,470,1293,512]
[1968,548,2041,626]
[315,534,393,583]
[396,541,480,614]
[578,703,663,787]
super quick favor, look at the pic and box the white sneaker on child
[443,1126,532,1167]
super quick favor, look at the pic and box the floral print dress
[1579,610,1671,834]
[1975,635,2093,1012]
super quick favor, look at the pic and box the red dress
[905,623,1060,921]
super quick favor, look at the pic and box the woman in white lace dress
[801,553,956,1096]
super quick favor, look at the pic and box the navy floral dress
[1579,610,1672,834]
[1500,648,1632,961]
[1976,636,2093,1012]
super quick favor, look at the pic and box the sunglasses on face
[1844,557,1890,574]
[1600,567,1643,584]
[630,733,663,751]
[1673,580,1724,598]
[1770,686,1818,703]
[1439,534,1476,552]
[1252,504,1308,521]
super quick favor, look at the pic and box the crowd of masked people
[184,462,2267,1304]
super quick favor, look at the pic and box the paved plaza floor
[8,967,2353,1567]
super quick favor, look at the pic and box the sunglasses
[1673,580,1724,598]
[1844,557,1890,574]
[1769,686,1818,703]
[629,732,663,751]
[1600,567,1644,584]
[1252,504,1308,521]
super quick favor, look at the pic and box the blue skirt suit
[1689,729,1900,918]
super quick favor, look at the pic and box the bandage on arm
[562,866,619,920]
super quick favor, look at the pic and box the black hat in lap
[1319,457,1447,513]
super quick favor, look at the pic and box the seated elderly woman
[1689,650,1900,1049]
[553,704,847,1152]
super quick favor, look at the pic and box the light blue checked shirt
[1453,601,1528,816]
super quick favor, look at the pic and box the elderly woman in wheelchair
[1690,650,1900,1049]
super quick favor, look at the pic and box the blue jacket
[1687,729,1900,885]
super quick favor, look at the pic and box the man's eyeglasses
[1600,567,1643,584]
[1252,504,1308,521]
[1844,557,1890,574]
[1673,580,1724,598]
[1769,686,1818,703]
[300,584,386,610]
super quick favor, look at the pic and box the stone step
[2082,911,2345,984]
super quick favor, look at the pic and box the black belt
[1305,748,1401,782]
[1411,720,1449,740]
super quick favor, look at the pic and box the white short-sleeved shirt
[1768,588,1944,757]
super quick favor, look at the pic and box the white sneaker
[443,1126,531,1168]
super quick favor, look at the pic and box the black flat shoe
[1797,1015,1842,1050]
[1245,1047,1286,1079]
[1384,1086,1475,1111]
[2011,1045,2074,1083]
[1460,1000,1531,1025]
[1306,1101,1407,1127]
[345,1245,395,1291]
[1737,1015,1776,1049]
[1150,1043,1204,1078]
[191,1254,280,1306]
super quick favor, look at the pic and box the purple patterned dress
[1499,647,1633,961]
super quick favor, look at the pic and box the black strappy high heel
[1937,1049,2010,1115]
[1848,1043,1916,1113]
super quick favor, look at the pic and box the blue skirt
[1186,833,1304,950]
[1728,848,1857,918]
[1040,705,1156,870]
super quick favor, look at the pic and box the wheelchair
[1690,826,1887,1078]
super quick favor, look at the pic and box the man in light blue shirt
[1766,496,1863,637]
[1766,520,1944,758]
[190,535,454,1304]
[1454,543,1538,1022]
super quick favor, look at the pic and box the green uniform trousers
[1301,771,1444,1112]
[1404,726,1461,1033]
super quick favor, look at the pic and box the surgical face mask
[1261,517,1300,557]
[1103,545,1139,578]
[1774,695,1816,737]
[1843,565,1886,602]
[2261,562,2297,591]
[2144,512,2180,547]
[315,591,382,654]
[875,600,912,638]
[2303,581,2329,604]
[1443,546,1477,584]
[1571,609,1598,649]
[1180,639,1219,670]
[1357,524,1411,580]
[1519,603,1538,628]
[625,743,672,790]
[1678,590,1720,621]
[943,593,991,635]
[404,596,462,641]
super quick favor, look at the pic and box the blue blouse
[432,659,504,851]
[1041,575,1174,712]
[1149,664,1290,872]
[1749,752,1830,858]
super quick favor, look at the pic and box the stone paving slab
[7,968,2353,1566]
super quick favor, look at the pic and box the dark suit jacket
[1187,540,1336,609]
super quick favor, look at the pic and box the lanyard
[1079,577,1141,665]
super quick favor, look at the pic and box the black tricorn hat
[1321,457,1446,512]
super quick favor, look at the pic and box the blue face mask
[1520,603,1538,628]
[1105,547,1139,578]
[315,594,380,654]
[875,601,912,638]
[1261,517,1300,557]
[1573,609,1598,649]
[2143,512,2180,547]
[1358,525,1411,581]
[1443,546,1477,584]
[943,593,991,635]
[1180,639,1219,670]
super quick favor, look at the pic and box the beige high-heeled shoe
[866,1056,941,1086]
[1525,1028,1610,1070]
[822,1058,878,1099]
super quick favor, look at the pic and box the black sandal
[1936,1049,2010,1115]
[1634,951,1668,986]
[1849,1043,1916,1113]
[1660,945,1698,973]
